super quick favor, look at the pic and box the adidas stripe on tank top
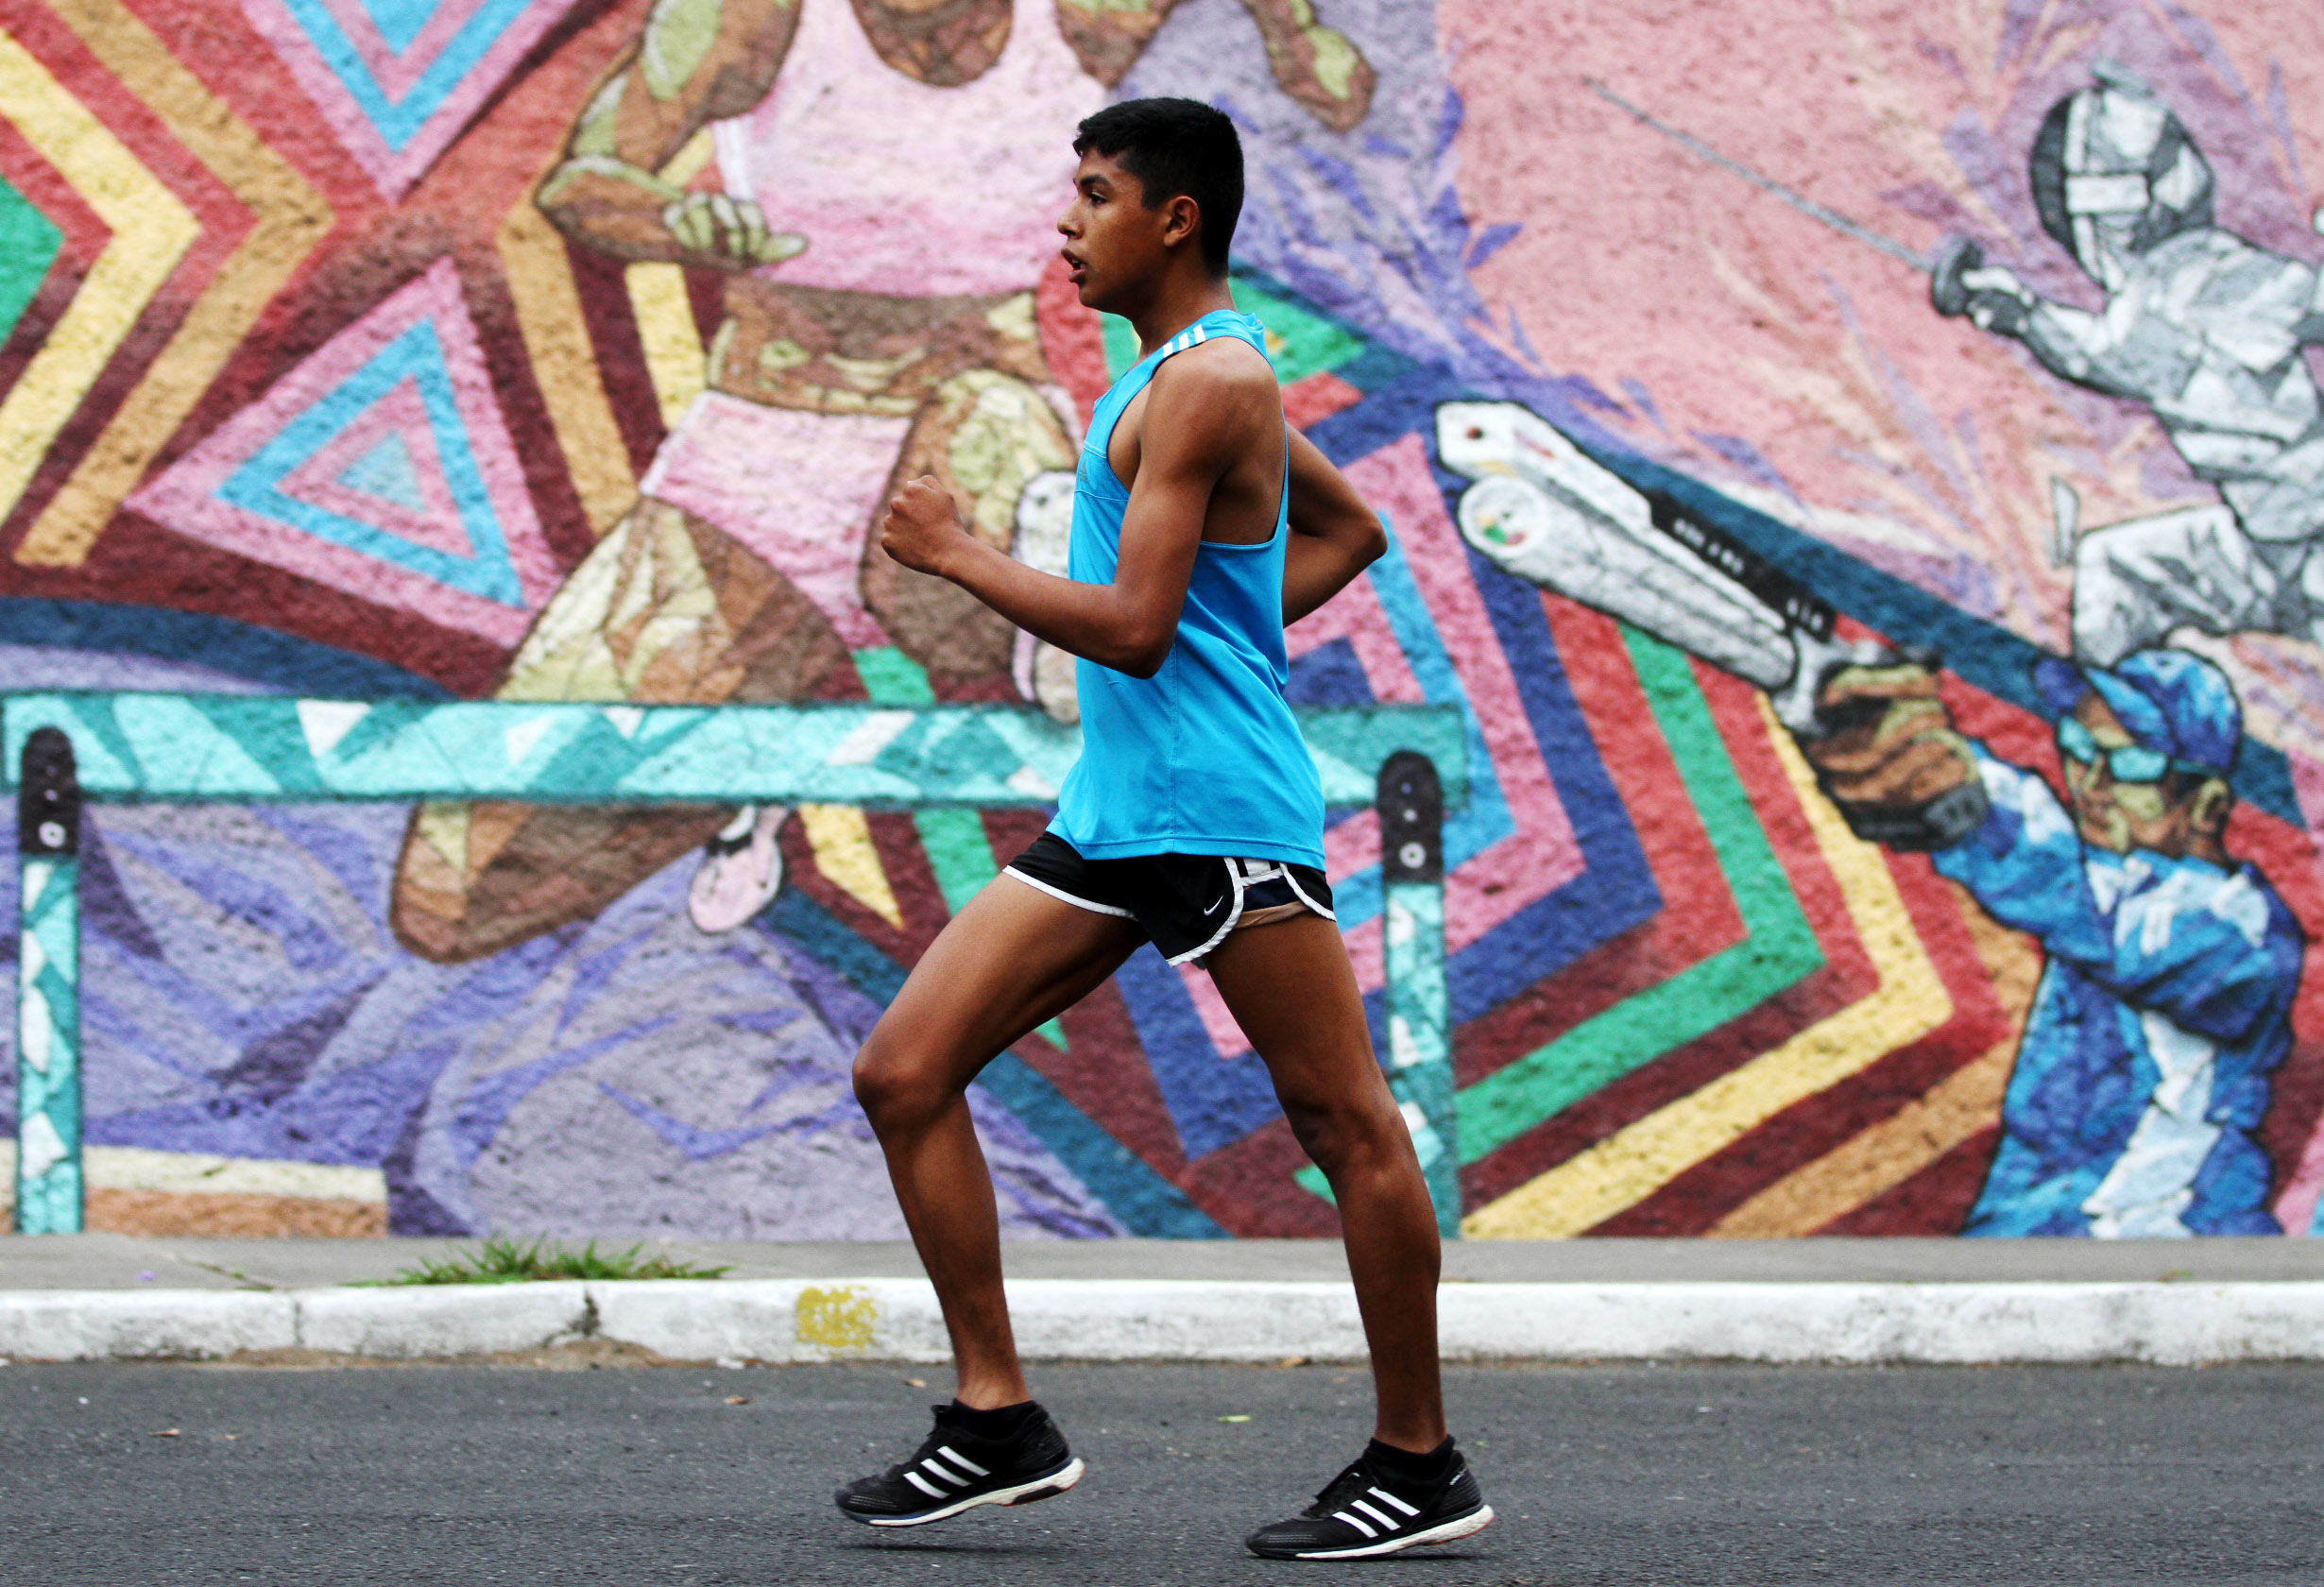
[1049,309,1326,870]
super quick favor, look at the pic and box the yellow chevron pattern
[0,29,197,533]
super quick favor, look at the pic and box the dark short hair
[1073,97,1243,275]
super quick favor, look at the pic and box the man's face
[1057,151,1167,313]
[2061,691,2194,855]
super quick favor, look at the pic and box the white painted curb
[0,1289,297,1360]
[298,1282,592,1358]
[4,1281,2323,1365]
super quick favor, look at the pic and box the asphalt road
[1,1359,2317,1586]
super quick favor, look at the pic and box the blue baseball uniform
[1935,743,2302,1236]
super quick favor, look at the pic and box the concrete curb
[6,1281,2324,1365]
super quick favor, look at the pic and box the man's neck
[1127,273,1238,357]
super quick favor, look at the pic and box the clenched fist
[879,476,973,579]
[1801,661,1976,811]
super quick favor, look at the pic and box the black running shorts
[1003,831,1335,965]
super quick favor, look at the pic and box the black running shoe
[1243,1442,1494,1560]
[834,1402,1084,1527]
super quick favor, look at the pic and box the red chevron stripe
[1821,1126,2004,1236]
[1449,598,1751,1090]
[1173,591,1875,1235]
[1593,670,2021,1233]
[1454,626,1879,1210]
[0,7,245,549]
[0,119,109,399]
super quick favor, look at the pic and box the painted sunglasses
[2056,714,2206,784]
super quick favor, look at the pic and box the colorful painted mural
[3,0,2323,1240]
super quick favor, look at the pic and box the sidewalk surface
[11,1233,2324,1290]
[5,1235,2324,1367]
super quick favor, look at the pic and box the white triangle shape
[603,706,643,740]
[504,712,556,766]
[298,700,371,762]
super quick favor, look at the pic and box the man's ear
[2188,776,2234,837]
[1161,194,1201,253]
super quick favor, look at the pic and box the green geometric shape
[1230,276,1365,387]
[0,174,62,349]
[852,645,936,707]
[1095,277,1363,388]
[1101,313,1140,382]
[1451,628,1825,1164]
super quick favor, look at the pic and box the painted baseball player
[1806,647,2301,1236]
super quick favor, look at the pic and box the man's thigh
[864,872,1144,1088]
[1203,913,1387,1110]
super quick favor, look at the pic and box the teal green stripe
[855,646,1065,1047]
[915,808,996,915]
[1453,629,1823,1163]
[912,805,1062,1046]
[0,175,60,348]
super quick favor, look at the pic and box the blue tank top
[1049,310,1326,867]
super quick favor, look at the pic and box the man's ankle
[1367,1435,1455,1482]
[945,1398,1041,1439]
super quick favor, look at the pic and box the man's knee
[851,1038,957,1132]
[1282,1085,1409,1178]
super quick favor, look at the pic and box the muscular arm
[882,351,1277,676]
[1057,0,1373,131]
[537,0,801,267]
[1282,428,1385,624]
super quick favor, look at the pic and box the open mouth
[1061,248,1087,281]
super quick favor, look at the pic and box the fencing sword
[1583,77,1936,273]
[1581,79,2093,559]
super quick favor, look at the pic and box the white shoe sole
[1289,1503,1495,1560]
[857,1458,1086,1527]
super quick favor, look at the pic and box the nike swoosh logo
[1202,895,1228,916]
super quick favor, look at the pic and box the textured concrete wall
[3,0,2323,1239]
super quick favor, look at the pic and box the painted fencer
[1934,60,2324,666]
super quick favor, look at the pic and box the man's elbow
[1115,640,1171,678]
[1352,513,1388,566]
[1107,621,1176,678]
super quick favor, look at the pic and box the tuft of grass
[368,1236,733,1287]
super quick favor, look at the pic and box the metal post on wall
[15,726,81,1234]
[1378,750,1460,1237]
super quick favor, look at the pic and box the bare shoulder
[1153,333,1276,394]
[1145,336,1278,440]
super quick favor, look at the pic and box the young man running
[836,97,1492,1561]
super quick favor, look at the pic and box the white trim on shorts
[1001,865,1134,918]
[1169,858,1252,966]
[1282,865,1338,922]
[1170,858,1334,965]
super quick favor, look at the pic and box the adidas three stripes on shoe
[834,1401,1084,1527]
[1243,1439,1495,1560]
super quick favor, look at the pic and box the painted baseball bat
[1434,401,1987,850]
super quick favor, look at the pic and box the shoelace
[874,1411,948,1481]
